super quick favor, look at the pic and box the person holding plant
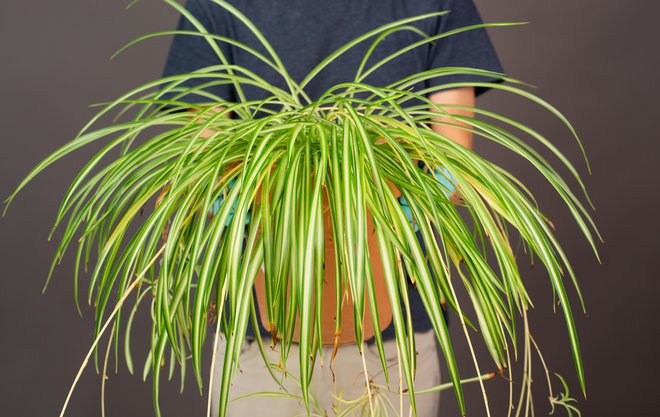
[162,0,504,415]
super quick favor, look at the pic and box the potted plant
[4,1,601,416]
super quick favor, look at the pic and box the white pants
[210,330,442,417]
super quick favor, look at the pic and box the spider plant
[3,1,602,416]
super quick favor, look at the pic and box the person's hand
[432,166,457,200]
[435,165,464,203]
[209,177,251,227]
[397,166,459,233]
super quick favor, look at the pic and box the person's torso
[210,0,444,105]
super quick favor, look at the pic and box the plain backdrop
[1,1,658,416]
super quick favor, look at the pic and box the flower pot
[253,180,400,345]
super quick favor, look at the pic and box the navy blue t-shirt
[161,0,505,340]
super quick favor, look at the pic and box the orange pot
[253,180,399,346]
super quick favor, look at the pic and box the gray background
[1,1,658,416]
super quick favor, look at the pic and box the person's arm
[379,87,476,207]
[188,106,242,173]
[156,106,235,228]
[187,105,230,138]
[428,87,475,150]
[426,86,476,203]
[185,106,248,225]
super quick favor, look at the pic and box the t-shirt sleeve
[159,0,234,111]
[426,0,505,97]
